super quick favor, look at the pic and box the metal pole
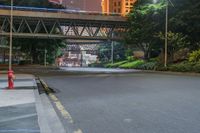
[111,41,114,64]
[164,0,168,67]
[80,51,83,67]
[44,48,47,67]
[9,0,13,70]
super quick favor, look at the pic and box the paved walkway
[0,74,40,133]
[0,74,66,133]
[0,74,36,89]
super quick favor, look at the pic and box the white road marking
[74,129,83,133]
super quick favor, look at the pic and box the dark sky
[63,0,101,11]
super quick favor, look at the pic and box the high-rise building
[101,0,136,16]
[63,0,101,11]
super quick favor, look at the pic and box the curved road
[42,70,200,133]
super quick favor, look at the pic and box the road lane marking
[50,93,74,123]
[74,129,83,133]
[40,79,74,124]
[40,79,85,132]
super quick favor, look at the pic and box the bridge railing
[0,5,122,16]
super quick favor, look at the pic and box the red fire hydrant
[8,70,15,89]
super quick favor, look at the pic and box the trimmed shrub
[89,62,107,67]
[193,62,200,73]
[189,49,200,63]
[168,62,193,72]
[105,61,128,68]
[119,60,144,69]
[127,56,136,62]
[156,64,169,71]
[136,62,158,70]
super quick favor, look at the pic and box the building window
[118,1,121,6]
[114,2,117,6]
[118,8,121,13]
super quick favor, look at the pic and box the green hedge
[189,49,200,63]
[105,61,128,68]
[169,62,193,72]
[119,60,144,69]
[193,63,200,73]
[89,62,108,67]
[102,58,200,73]
[135,62,158,70]
[156,62,200,73]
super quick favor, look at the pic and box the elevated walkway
[0,7,128,40]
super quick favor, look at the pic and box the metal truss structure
[0,16,127,40]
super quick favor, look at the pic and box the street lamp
[9,0,13,70]
[153,0,174,67]
[8,0,14,89]
[44,48,47,67]
[164,0,168,67]
[9,0,13,71]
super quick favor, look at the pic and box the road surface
[43,72,200,133]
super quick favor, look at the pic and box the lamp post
[8,0,14,89]
[44,48,47,67]
[111,41,114,64]
[9,0,13,71]
[164,0,168,67]
[153,0,170,67]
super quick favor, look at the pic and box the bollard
[8,69,15,89]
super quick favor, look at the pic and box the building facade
[101,0,136,16]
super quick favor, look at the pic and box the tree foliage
[13,38,65,64]
[189,49,200,63]
[97,42,126,62]
[126,0,200,62]
[157,31,190,51]
[157,31,190,62]
[126,0,165,59]
[169,0,200,49]
[0,0,65,64]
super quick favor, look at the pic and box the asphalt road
[43,72,200,133]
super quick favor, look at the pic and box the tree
[1,0,65,64]
[97,42,126,62]
[126,0,165,59]
[157,31,190,62]
[13,38,65,64]
[169,0,200,50]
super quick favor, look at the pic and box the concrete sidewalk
[0,74,66,133]
[0,74,36,89]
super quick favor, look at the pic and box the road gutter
[39,78,83,133]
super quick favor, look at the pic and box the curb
[38,78,81,133]
[0,71,7,74]
[140,70,200,76]
[35,78,66,133]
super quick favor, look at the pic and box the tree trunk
[144,50,149,60]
